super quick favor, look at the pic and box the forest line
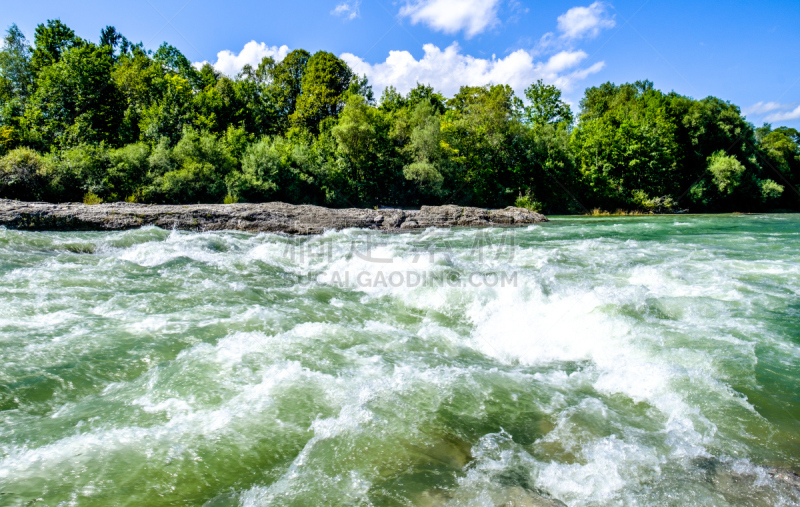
[1,20,799,213]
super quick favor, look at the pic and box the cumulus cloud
[534,3,615,55]
[399,0,503,38]
[557,2,615,40]
[765,105,800,123]
[196,41,290,77]
[332,0,361,20]
[196,2,612,101]
[341,42,604,98]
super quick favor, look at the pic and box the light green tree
[707,151,745,194]
[523,79,573,126]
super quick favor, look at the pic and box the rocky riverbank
[0,200,547,234]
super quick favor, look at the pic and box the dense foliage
[1,21,798,212]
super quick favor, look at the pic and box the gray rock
[414,486,566,507]
[0,200,547,234]
[768,467,800,489]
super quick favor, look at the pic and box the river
[0,215,798,506]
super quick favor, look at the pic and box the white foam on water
[0,359,330,480]
[2,220,799,505]
[453,233,790,501]
[535,435,663,503]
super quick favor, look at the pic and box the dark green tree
[31,19,82,72]
[267,49,310,124]
[23,43,125,147]
[153,42,201,88]
[443,84,525,206]
[99,26,122,50]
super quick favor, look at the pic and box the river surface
[0,215,799,506]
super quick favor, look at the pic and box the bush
[48,144,112,202]
[108,143,151,200]
[707,151,746,194]
[227,136,321,204]
[147,138,176,176]
[227,136,281,202]
[83,192,103,205]
[0,147,50,201]
[146,128,237,203]
[631,190,676,213]
[760,179,784,201]
[403,161,443,188]
[515,193,543,212]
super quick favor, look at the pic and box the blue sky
[4,0,800,127]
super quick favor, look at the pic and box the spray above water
[0,215,799,506]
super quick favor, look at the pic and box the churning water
[0,215,799,506]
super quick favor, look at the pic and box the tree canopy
[0,19,798,212]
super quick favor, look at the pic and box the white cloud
[765,105,800,123]
[557,2,615,40]
[196,41,290,77]
[399,0,503,38]
[743,101,800,123]
[196,2,611,101]
[341,42,604,98]
[743,101,784,115]
[533,3,615,55]
[332,0,361,20]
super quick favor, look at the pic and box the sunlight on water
[0,215,799,506]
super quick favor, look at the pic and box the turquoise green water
[0,215,799,506]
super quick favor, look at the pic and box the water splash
[0,215,799,505]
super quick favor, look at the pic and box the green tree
[754,125,799,208]
[707,150,746,194]
[406,83,447,114]
[329,94,400,205]
[398,101,447,191]
[524,79,573,127]
[139,74,195,145]
[112,47,167,144]
[49,144,113,200]
[31,19,82,72]
[442,84,525,206]
[759,125,799,177]
[153,43,201,88]
[0,25,35,152]
[522,122,580,214]
[227,135,324,203]
[760,179,784,202]
[99,26,123,53]
[0,24,34,100]
[379,86,406,113]
[267,49,310,125]
[571,81,686,209]
[108,142,152,200]
[290,51,353,133]
[227,136,280,202]
[23,44,125,147]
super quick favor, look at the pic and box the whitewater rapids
[0,215,798,506]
